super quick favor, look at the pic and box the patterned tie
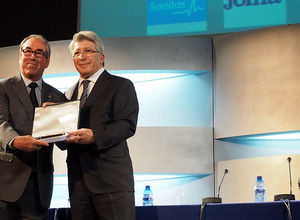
[28,82,39,108]
[80,80,90,108]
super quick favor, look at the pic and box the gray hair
[19,34,51,58]
[69,31,104,55]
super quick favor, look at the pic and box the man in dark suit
[65,31,139,220]
[0,34,66,220]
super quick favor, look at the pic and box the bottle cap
[257,176,262,180]
[146,185,150,189]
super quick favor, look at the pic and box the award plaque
[32,100,80,143]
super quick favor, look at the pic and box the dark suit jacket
[67,70,139,196]
[0,73,66,208]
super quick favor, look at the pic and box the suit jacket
[67,70,139,196]
[0,73,66,208]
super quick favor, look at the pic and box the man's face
[72,40,105,79]
[19,38,50,81]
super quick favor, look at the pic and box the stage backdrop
[0,36,214,205]
[80,0,300,37]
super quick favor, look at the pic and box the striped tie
[80,80,90,108]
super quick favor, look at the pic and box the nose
[78,53,87,59]
[27,52,37,59]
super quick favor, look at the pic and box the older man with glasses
[64,30,139,220]
[0,34,66,220]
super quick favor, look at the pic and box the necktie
[28,82,39,108]
[28,82,38,170]
[80,80,90,108]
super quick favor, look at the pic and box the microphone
[217,169,229,198]
[202,169,229,204]
[288,157,293,195]
[274,157,295,201]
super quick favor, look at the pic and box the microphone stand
[218,169,228,198]
[202,169,228,204]
[274,157,295,201]
[200,169,228,220]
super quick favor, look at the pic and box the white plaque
[32,100,80,143]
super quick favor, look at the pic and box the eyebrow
[23,47,46,51]
[74,47,96,51]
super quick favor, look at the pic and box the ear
[100,54,105,67]
[45,57,50,68]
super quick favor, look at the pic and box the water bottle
[254,176,265,202]
[143,185,153,206]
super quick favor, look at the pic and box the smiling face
[72,39,105,79]
[19,37,50,81]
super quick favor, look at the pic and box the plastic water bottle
[254,176,265,202]
[143,185,153,206]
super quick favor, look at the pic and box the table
[202,200,300,220]
[48,200,300,220]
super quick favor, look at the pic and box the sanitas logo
[149,1,186,12]
[149,0,204,16]
[147,0,207,35]
[224,0,282,10]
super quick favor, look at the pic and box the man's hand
[66,128,94,145]
[13,135,49,152]
[42,102,56,108]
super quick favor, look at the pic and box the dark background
[0,1,78,47]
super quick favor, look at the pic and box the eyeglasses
[73,49,99,58]
[22,49,48,58]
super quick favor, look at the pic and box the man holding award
[64,31,139,220]
[0,34,66,219]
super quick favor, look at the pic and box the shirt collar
[79,67,104,86]
[20,72,42,90]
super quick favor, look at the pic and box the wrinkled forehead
[73,40,97,51]
[22,38,47,50]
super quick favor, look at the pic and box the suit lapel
[85,70,111,107]
[41,81,56,103]
[71,83,79,101]
[11,74,34,118]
